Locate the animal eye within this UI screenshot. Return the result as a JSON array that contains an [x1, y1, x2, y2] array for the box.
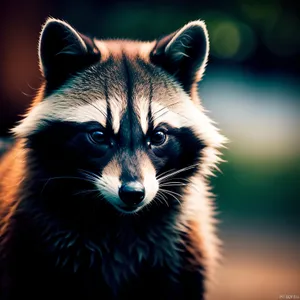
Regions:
[[89, 130, 105, 143], [150, 130, 167, 146]]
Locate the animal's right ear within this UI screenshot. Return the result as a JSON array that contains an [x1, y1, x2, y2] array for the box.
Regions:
[[39, 18, 100, 89]]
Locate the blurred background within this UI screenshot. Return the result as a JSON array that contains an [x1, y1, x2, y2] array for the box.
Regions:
[[0, 0, 299, 299]]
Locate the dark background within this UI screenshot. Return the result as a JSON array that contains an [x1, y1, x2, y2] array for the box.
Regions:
[[0, 1, 299, 299]]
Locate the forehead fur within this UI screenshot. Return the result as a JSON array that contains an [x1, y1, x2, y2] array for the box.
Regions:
[[94, 40, 156, 62]]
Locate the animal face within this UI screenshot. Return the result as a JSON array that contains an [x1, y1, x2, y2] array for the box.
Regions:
[[13, 19, 225, 214]]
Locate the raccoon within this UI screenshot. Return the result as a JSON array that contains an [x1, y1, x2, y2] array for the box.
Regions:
[[0, 18, 226, 300]]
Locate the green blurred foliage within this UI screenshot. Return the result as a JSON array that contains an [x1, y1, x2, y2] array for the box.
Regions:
[[212, 150, 300, 225], [61, 0, 300, 73]]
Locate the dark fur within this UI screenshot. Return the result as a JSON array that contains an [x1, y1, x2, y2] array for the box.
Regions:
[[0, 120, 205, 299], [0, 18, 219, 300]]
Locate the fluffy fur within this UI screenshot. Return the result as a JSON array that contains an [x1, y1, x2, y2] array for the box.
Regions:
[[0, 18, 226, 300]]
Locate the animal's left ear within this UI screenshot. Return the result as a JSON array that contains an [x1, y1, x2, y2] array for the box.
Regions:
[[150, 20, 209, 95]]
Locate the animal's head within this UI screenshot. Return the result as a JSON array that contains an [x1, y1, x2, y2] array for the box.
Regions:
[[13, 18, 225, 214]]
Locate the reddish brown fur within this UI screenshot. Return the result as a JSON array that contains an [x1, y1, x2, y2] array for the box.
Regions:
[[182, 220, 205, 272]]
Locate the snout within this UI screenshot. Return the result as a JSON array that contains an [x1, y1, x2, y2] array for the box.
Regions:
[[118, 181, 145, 209], [98, 155, 159, 214]]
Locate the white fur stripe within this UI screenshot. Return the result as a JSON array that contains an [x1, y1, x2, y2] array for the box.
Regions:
[[12, 97, 107, 137], [142, 161, 159, 205], [137, 96, 150, 134], [151, 102, 182, 129]]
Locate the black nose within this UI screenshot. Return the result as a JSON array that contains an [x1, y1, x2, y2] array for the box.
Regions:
[[118, 182, 145, 207]]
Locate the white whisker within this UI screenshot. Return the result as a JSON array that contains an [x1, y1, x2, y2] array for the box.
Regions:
[[156, 168, 176, 180], [156, 191, 169, 207], [159, 188, 181, 206], [159, 188, 182, 198], [159, 182, 187, 188], [158, 164, 198, 183]]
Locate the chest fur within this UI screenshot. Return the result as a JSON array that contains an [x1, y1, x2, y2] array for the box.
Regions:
[[37, 216, 183, 292]]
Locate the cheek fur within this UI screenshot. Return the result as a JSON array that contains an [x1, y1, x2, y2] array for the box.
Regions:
[[148, 126, 206, 177], [148, 136, 180, 170]]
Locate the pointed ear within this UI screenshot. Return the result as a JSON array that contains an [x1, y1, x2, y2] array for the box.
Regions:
[[150, 20, 209, 95], [39, 18, 100, 90]]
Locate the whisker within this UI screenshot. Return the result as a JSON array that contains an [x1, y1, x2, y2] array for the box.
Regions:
[[40, 176, 94, 195], [152, 108, 190, 125], [73, 189, 99, 196], [78, 170, 103, 193], [151, 109, 169, 123], [159, 189, 181, 206], [158, 191, 169, 206], [160, 180, 187, 186], [150, 101, 181, 123], [156, 168, 176, 180], [157, 191, 168, 202], [156, 191, 169, 207], [78, 169, 100, 181], [158, 164, 198, 183], [159, 183, 186, 188], [151, 101, 192, 124], [159, 188, 183, 198]]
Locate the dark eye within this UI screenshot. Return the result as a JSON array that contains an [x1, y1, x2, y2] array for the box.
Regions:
[[89, 130, 105, 143], [150, 130, 167, 146]]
